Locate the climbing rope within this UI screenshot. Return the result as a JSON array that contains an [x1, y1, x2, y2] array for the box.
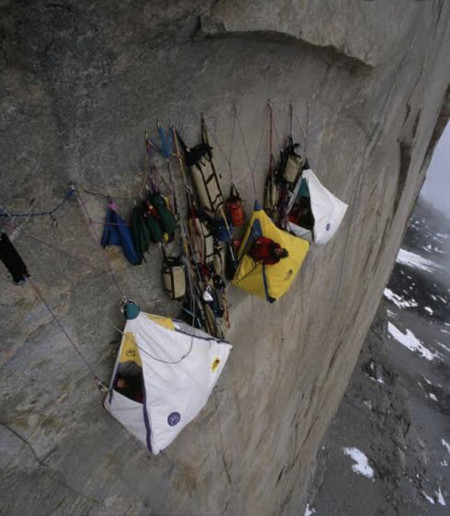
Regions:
[[76, 191, 126, 298], [202, 107, 238, 188], [27, 277, 108, 393], [289, 102, 293, 138], [0, 188, 75, 218], [77, 170, 148, 201], [236, 106, 268, 197], [213, 388, 233, 484], [229, 106, 237, 186], [269, 99, 273, 166], [293, 102, 309, 157], [305, 101, 310, 158], [1, 219, 105, 274], [0, 174, 148, 224], [270, 99, 284, 160]]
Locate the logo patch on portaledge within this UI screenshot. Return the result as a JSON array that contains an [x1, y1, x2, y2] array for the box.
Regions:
[[168, 412, 181, 426]]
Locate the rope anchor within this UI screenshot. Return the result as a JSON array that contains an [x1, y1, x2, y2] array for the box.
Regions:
[[95, 378, 110, 393]]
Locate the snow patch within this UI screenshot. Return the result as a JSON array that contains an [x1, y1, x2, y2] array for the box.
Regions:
[[396, 248, 440, 272], [343, 447, 374, 479], [441, 460, 448, 467], [442, 439, 450, 455], [383, 288, 418, 309], [387, 322, 439, 361], [422, 491, 435, 505], [363, 400, 373, 410], [424, 306, 433, 315], [376, 372, 385, 384], [304, 503, 316, 516], [437, 341, 450, 353], [429, 393, 438, 402], [436, 487, 446, 506], [369, 375, 385, 385]]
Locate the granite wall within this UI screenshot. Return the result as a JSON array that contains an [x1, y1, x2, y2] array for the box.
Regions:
[[1, 1, 449, 514]]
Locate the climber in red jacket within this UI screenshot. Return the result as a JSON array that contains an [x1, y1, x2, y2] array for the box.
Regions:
[[248, 236, 289, 265]]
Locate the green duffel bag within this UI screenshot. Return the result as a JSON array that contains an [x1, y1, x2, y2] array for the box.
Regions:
[[148, 192, 177, 236]]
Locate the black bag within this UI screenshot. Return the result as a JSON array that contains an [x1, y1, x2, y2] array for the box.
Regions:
[[225, 242, 238, 281]]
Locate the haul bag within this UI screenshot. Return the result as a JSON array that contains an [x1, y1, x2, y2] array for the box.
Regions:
[[264, 175, 279, 215], [284, 155, 303, 183], [213, 244, 226, 277], [162, 258, 186, 300], [189, 217, 215, 264], [192, 157, 224, 213], [226, 184, 245, 227]]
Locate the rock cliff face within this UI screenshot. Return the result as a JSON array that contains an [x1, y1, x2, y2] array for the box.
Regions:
[[1, 1, 449, 515]]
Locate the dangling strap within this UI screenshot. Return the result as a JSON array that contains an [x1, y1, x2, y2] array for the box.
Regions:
[[229, 183, 238, 201], [268, 99, 276, 176], [289, 102, 293, 138], [175, 130, 189, 155], [229, 183, 245, 205], [229, 105, 237, 187], [201, 114, 214, 162], [305, 101, 309, 158], [201, 114, 208, 146], [149, 122, 173, 159]]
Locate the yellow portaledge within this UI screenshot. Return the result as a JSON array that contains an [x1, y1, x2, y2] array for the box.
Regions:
[[233, 208, 309, 301], [119, 332, 142, 367], [146, 314, 175, 330]]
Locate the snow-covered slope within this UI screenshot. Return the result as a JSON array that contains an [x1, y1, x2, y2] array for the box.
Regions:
[[306, 199, 450, 515]]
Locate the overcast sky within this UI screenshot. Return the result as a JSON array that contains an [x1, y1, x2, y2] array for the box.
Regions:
[[420, 122, 450, 218]]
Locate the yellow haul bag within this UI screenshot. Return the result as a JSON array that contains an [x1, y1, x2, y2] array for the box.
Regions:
[[232, 202, 310, 302]]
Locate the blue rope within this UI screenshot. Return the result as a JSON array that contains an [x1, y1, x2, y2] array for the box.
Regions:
[[0, 188, 75, 218], [150, 124, 173, 159]]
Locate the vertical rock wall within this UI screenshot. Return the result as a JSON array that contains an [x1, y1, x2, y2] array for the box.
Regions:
[[1, 1, 449, 514]]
